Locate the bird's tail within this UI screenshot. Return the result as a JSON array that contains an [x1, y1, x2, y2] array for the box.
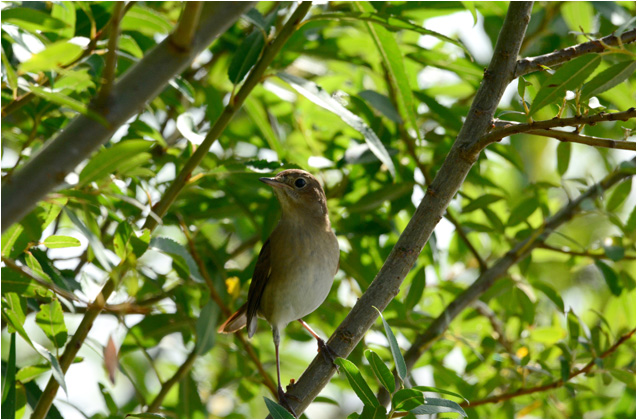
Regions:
[[218, 303, 247, 333]]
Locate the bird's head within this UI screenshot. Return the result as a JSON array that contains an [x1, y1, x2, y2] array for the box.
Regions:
[[259, 169, 329, 221]]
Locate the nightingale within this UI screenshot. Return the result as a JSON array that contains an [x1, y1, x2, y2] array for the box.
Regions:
[[218, 169, 340, 416]]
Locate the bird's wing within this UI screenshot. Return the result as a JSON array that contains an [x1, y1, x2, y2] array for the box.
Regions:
[[246, 238, 271, 337]]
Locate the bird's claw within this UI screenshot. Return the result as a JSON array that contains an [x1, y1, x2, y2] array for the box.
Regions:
[[278, 386, 298, 418], [316, 338, 340, 373]]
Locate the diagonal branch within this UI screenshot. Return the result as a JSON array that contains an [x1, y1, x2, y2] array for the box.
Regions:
[[171, 2, 204, 51], [525, 128, 636, 150], [95, 2, 125, 108], [280, 3, 535, 417], [379, 160, 636, 406], [1, 3, 256, 233], [515, 29, 636, 78], [481, 109, 636, 145], [462, 328, 636, 408]]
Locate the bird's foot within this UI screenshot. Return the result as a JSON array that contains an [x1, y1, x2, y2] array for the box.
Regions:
[[316, 337, 340, 372], [277, 385, 299, 418]]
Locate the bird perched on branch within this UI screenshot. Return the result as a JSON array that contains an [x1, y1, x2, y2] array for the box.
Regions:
[[218, 169, 340, 417]]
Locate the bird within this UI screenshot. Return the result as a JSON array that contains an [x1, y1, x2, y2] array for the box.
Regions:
[[218, 168, 340, 417]]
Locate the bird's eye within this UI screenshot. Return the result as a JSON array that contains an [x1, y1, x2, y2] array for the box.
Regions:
[[294, 178, 307, 188]]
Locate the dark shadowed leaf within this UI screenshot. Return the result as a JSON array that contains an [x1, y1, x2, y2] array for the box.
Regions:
[[359, 90, 402, 123], [595, 260, 622, 296], [606, 178, 632, 212], [581, 60, 636, 99], [411, 398, 467, 417], [228, 30, 265, 84], [557, 142, 571, 176], [195, 300, 219, 355], [392, 388, 425, 411], [374, 307, 407, 382], [263, 397, 295, 419]]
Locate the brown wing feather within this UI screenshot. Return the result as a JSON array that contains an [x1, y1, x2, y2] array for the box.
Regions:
[[246, 238, 271, 337]]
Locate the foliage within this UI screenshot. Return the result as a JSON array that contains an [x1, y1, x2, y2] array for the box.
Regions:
[[1, 1, 636, 419]]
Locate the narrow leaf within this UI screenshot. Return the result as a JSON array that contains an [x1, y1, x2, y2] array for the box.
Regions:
[[78, 140, 154, 187], [373, 307, 407, 381], [42, 235, 81, 249], [195, 300, 219, 355], [556, 142, 571, 176], [1, 8, 67, 32], [104, 335, 118, 384], [411, 398, 467, 418], [150, 237, 203, 283], [354, 2, 421, 143], [606, 178, 632, 212], [364, 349, 396, 393], [334, 358, 381, 407], [463, 194, 504, 213], [1, 334, 16, 419], [278, 72, 395, 176], [35, 300, 68, 348], [581, 60, 636, 99], [595, 260, 622, 296], [28, 84, 108, 126], [530, 55, 601, 115], [405, 268, 425, 311], [263, 397, 295, 419], [412, 386, 468, 403], [392, 388, 424, 411], [228, 30, 265, 84]]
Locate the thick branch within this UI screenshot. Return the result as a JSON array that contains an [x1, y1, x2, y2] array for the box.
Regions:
[[1, 3, 255, 232], [281, 3, 534, 417], [462, 328, 636, 408], [482, 109, 636, 145], [515, 30, 637, 78], [389, 160, 635, 405]]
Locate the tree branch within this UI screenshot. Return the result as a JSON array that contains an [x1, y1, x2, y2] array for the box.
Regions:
[[379, 160, 636, 406], [280, 3, 534, 416], [481, 109, 636, 145], [171, 2, 204, 51], [537, 243, 636, 260], [95, 2, 125, 108], [525, 128, 636, 150], [146, 347, 198, 413], [515, 29, 637, 78], [461, 328, 636, 408], [1, 2, 256, 232]]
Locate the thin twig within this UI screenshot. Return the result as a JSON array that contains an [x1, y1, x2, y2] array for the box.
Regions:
[[481, 109, 636, 146], [171, 2, 203, 51], [525, 128, 636, 150], [146, 348, 198, 413], [515, 30, 637, 78], [95, 2, 125, 108], [537, 243, 636, 260], [446, 210, 488, 272], [462, 328, 636, 408]]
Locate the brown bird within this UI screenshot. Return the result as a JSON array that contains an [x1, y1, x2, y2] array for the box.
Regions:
[[218, 169, 340, 416]]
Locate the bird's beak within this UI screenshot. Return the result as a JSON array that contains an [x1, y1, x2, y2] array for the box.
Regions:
[[259, 177, 291, 190]]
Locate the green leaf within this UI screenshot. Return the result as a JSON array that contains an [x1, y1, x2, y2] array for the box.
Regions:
[[51, 2, 76, 39], [529, 326, 566, 345], [595, 260, 622, 296], [19, 41, 83, 73], [610, 368, 636, 389], [40, 197, 68, 231], [1, 8, 67, 32], [28, 84, 108, 126], [35, 300, 68, 348], [603, 245, 625, 262], [359, 405, 387, 419], [559, 356, 571, 383], [507, 196, 539, 226], [79, 140, 154, 187], [606, 178, 632, 212], [556, 142, 571, 176], [347, 182, 414, 212], [354, 2, 421, 143], [149, 237, 203, 283], [1, 48, 18, 93], [1, 268, 53, 299], [195, 300, 219, 355], [463, 194, 504, 213], [42, 235, 81, 249], [359, 90, 402, 123], [169, 76, 196, 103], [65, 209, 112, 271], [278, 72, 395, 177], [120, 5, 172, 36], [533, 282, 565, 312], [373, 307, 407, 382], [119, 35, 144, 59], [125, 414, 166, 419], [2, 224, 24, 257], [392, 388, 424, 411], [228, 30, 265, 84], [244, 96, 284, 158], [561, 1, 594, 38], [530, 54, 601, 115], [334, 358, 381, 407], [1, 333, 16, 419], [412, 386, 468, 403], [263, 397, 295, 419], [411, 398, 467, 418], [32, 341, 68, 395], [405, 268, 425, 311], [364, 349, 396, 393], [581, 60, 636, 100]]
